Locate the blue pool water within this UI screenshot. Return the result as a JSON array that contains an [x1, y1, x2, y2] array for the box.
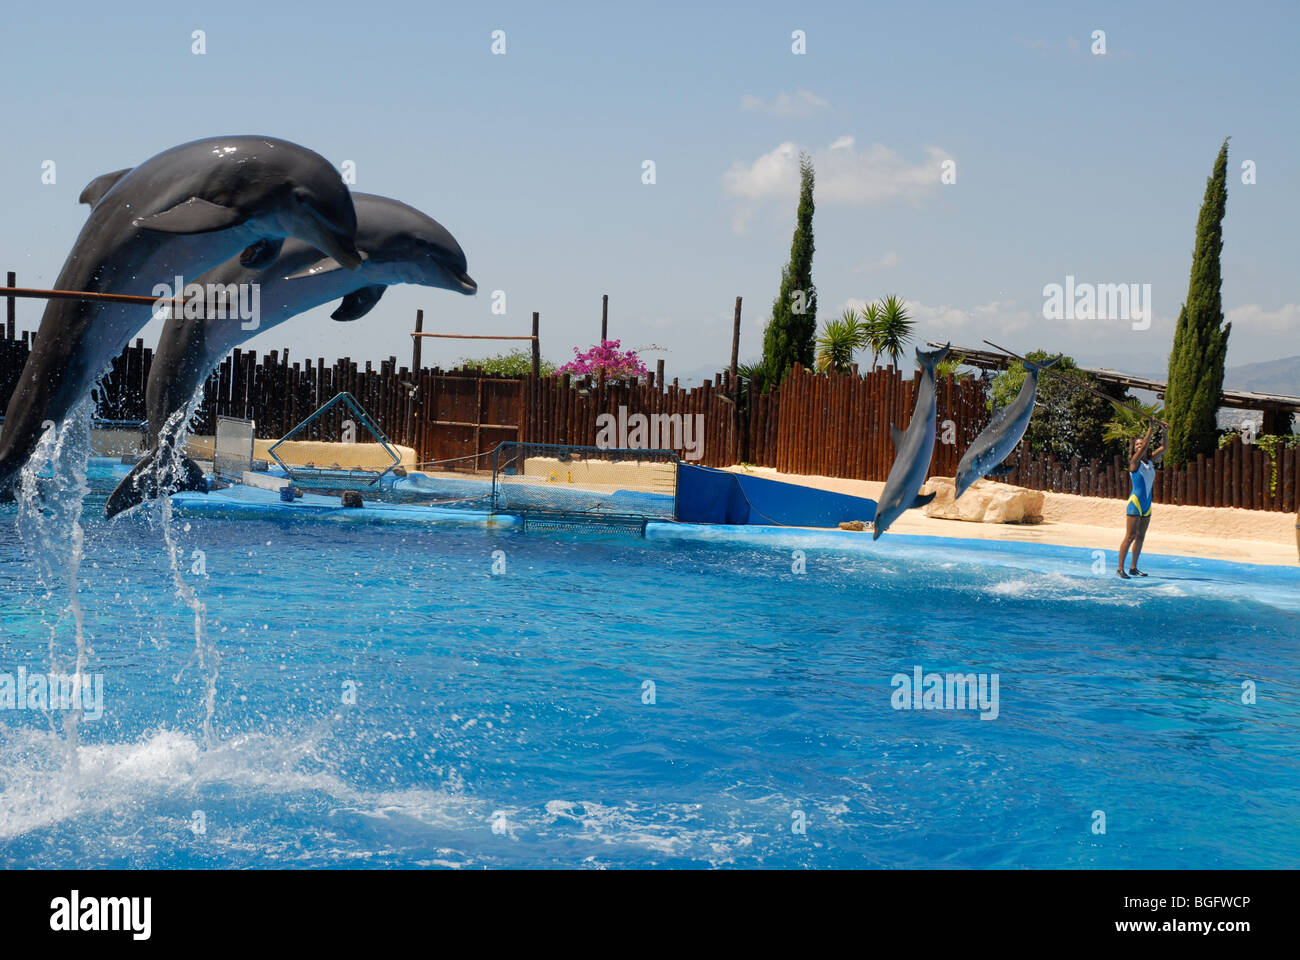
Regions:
[[1, 460, 1298, 868]]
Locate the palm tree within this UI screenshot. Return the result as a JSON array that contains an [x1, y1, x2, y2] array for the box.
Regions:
[[876, 295, 914, 369], [816, 309, 868, 374], [1102, 399, 1165, 447], [735, 359, 768, 393], [860, 301, 883, 370]]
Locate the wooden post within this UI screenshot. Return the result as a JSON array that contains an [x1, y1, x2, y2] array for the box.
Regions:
[[730, 296, 742, 389], [412, 309, 424, 372], [656, 358, 665, 390], [601, 294, 608, 342], [531, 311, 540, 378], [5, 271, 14, 341]]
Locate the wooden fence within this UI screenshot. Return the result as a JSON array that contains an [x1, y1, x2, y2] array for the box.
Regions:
[[1, 320, 1295, 512]]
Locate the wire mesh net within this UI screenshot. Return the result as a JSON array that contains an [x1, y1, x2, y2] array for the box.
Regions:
[[492, 443, 678, 521]]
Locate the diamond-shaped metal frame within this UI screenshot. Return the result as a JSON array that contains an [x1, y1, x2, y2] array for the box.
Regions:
[[267, 392, 401, 487]]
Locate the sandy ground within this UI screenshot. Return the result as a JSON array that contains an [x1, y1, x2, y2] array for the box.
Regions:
[[724, 466, 1300, 567]]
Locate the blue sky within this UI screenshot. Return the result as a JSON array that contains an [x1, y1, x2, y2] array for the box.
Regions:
[[0, 0, 1295, 382]]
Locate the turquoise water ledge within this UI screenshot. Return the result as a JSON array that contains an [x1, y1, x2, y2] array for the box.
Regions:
[[647, 520, 1300, 578]]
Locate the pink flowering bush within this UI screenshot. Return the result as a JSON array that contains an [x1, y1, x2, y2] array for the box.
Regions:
[[557, 339, 649, 379]]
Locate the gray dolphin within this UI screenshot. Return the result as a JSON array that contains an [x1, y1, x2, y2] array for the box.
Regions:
[[103, 192, 476, 517], [953, 355, 1060, 500], [871, 342, 951, 540], [0, 135, 362, 497]]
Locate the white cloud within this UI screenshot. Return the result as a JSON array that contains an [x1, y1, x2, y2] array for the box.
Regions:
[[835, 297, 1037, 343], [723, 137, 953, 228], [740, 89, 829, 116], [1226, 302, 1300, 334], [853, 251, 902, 273]]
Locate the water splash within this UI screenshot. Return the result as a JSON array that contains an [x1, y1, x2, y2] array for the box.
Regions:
[[14, 401, 93, 765], [153, 392, 219, 747]]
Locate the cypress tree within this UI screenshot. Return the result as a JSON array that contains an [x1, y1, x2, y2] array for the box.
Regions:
[[1164, 138, 1231, 466], [762, 153, 817, 384]]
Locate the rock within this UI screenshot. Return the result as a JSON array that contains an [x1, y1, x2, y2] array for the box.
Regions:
[[921, 476, 1044, 524], [839, 520, 867, 531]]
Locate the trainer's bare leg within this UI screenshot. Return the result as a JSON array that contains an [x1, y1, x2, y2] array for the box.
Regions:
[[1129, 515, 1152, 575]]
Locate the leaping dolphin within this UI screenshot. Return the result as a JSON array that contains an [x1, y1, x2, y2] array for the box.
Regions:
[[953, 355, 1060, 500], [0, 135, 362, 497], [102, 192, 477, 518], [872, 342, 951, 540]]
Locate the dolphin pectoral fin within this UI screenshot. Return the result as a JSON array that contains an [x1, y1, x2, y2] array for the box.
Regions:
[[78, 168, 133, 207], [890, 424, 905, 451], [133, 197, 244, 234], [240, 237, 284, 269], [331, 285, 386, 322], [911, 491, 936, 509], [986, 462, 1015, 477], [105, 453, 208, 519]]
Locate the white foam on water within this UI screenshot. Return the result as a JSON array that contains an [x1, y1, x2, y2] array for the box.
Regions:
[[0, 721, 775, 866], [0, 722, 476, 844]]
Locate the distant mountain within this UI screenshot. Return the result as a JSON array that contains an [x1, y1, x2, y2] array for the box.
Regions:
[[1223, 355, 1300, 397]]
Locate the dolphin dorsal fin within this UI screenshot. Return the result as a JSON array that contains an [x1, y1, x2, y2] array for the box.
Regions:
[[78, 168, 133, 207], [890, 424, 904, 451]]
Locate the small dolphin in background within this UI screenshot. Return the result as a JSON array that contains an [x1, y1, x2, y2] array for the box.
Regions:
[[103, 192, 476, 518], [872, 342, 951, 540], [0, 135, 361, 497], [953, 354, 1060, 500]]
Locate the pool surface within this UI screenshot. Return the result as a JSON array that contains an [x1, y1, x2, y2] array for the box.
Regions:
[[1, 460, 1298, 868]]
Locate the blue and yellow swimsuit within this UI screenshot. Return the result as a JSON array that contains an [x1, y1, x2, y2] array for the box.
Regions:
[[1127, 459, 1155, 517]]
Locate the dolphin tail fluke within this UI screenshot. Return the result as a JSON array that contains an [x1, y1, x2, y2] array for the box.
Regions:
[[1024, 354, 1064, 374], [915, 342, 951, 370], [105, 452, 208, 519], [0, 462, 17, 502], [911, 491, 936, 509]]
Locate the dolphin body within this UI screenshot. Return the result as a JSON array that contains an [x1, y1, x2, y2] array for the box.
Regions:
[[103, 192, 477, 518], [0, 136, 361, 497], [871, 343, 951, 540], [953, 355, 1060, 500]]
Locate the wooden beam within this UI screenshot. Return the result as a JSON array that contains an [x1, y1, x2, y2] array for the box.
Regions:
[[412, 309, 424, 372], [730, 296, 742, 389], [532, 311, 540, 378]]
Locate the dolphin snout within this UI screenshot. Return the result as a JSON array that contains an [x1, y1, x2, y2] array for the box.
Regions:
[[322, 231, 364, 271], [455, 271, 477, 295]]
